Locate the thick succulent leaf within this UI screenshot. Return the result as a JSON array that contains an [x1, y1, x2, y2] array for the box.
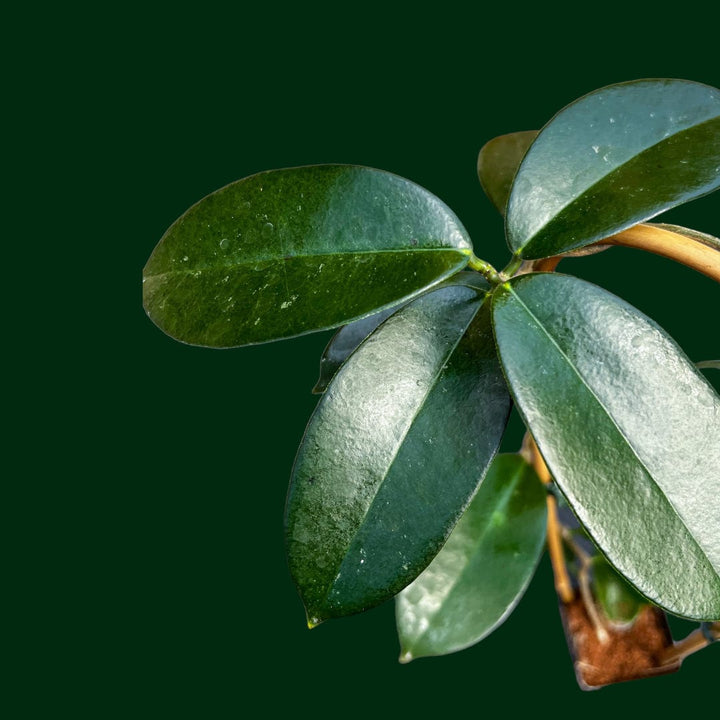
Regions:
[[285, 283, 511, 626], [592, 556, 645, 625], [312, 272, 489, 394], [395, 454, 546, 662], [507, 79, 720, 259], [477, 130, 538, 215], [143, 165, 472, 347], [492, 273, 720, 619]]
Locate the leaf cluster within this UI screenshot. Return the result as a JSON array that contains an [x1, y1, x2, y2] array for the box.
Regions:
[[143, 79, 720, 673]]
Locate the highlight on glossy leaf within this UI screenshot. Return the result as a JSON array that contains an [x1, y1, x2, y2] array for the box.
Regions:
[[143, 165, 473, 347], [312, 272, 490, 394], [507, 79, 720, 259], [285, 281, 511, 626], [396, 453, 546, 662], [492, 272, 720, 620], [477, 130, 538, 215]]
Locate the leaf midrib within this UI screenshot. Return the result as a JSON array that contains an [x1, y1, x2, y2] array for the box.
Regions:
[[144, 246, 471, 281], [505, 283, 715, 575]]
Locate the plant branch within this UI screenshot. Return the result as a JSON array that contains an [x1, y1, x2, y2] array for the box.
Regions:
[[659, 622, 720, 666], [521, 433, 574, 604], [604, 223, 720, 283]]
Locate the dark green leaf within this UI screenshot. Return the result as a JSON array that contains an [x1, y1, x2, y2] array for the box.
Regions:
[[285, 283, 511, 626], [143, 165, 472, 347], [492, 273, 720, 620], [507, 79, 720, 259], [395, 454, 546, 662], [312, 272, 489, 394], [477, 131, 538, 215], [592, 556, 645, 625]]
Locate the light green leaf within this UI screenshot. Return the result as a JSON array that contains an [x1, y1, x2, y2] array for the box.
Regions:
[[592, 556, 645, 626], [143, 165, 472, 347], [492, 273, 720, 619], [396, 454, 546, 662], [477, 130, 538, 215], [312, 272, 489, 394], [285, 282, 511, 626], [507, 79, 720, 259]]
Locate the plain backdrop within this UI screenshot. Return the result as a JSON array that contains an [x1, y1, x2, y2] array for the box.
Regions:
[[11, 4, 718, 716]]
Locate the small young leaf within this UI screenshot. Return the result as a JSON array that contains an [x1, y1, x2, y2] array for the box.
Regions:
[[592, 556, 645, 626], [312, 272, 489, 394], [143, 165, 472, 347], [477, 131, 538, 215], [507, 79, 720, 259], [396, 453, 546, 662], [492, 273, 720, 620], [285, 282, 511, 626]]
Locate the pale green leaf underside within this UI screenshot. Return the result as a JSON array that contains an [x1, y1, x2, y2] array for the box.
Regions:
[[396, 454, 546, 661]]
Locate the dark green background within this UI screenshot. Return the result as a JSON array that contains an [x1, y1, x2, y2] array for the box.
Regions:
[[19, 5, 718, 716]]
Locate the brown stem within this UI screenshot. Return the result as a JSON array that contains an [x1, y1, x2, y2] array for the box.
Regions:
[[659, 622, 720, 666], [604, 223, 720, 283], [522, 433, 574, 603]]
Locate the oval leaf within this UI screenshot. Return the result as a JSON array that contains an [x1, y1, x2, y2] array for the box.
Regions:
[[395, 453, 546, 662], [492, 273, 720, 619], [507, 79, 720, 259], [285, 282, 511, 626], [477, 130, 538, 215], [143, 165, 472, 347], [592, 556, 645, 626], [312, 272, 489, 394]]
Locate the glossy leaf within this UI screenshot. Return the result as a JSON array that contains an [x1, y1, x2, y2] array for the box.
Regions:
[[592, 556, 645, 626], [507, 79, 720, 259], [285, 282, 511, 626], [143, 165, 472, 347], [396, 454, 546, 662], [312, 272, 489, 394], [492, 273, 720, 619], [477, 130, 538, 215]]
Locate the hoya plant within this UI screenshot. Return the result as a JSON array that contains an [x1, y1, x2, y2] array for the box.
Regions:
[[143, 79, 720, 689]]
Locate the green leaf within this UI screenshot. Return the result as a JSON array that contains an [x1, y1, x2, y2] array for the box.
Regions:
[[477, 130, 538, 215], [143, 165, 473, 347], [492, 273, 720, 620], [592, 556, 645, 626], [312, 272, 489, 394], [507, 79, 720, 259], [395, 453, 546, 662], [285, 282, 511, 626]]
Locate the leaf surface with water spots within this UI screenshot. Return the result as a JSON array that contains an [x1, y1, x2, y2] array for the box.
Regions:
[[143, 165, 472, 347]]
